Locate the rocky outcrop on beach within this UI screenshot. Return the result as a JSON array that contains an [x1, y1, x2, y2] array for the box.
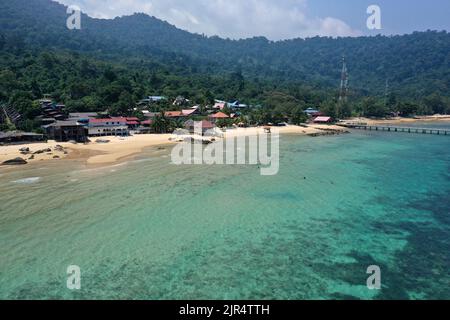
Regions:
[[19, 147, 30, 154], [33, 148, 52, 155], [307, 127, 350, 137], [1, 157, 28, 165]]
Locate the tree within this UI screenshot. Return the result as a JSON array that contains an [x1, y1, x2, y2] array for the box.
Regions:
[[423, 93, 445, 114], [398, 101, 419, 116], [319, 100, 338, 119], [290, 108, 308, 125], [361, 97, 387, 118], [115, 91, 134, 115], [151, 112, 173, 133], [216, 118, 233, 128]]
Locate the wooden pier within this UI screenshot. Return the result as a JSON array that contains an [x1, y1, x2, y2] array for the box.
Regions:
[[339, 124, 450, 136]]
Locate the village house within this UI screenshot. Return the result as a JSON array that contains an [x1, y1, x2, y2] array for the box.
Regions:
[[125, 117, 141, 130], [40, 100, 66, 121], [68, 112, 98, 120], [181, 108, 201, 117], [173, 96, 189, 106], [68, 112, 99, 125], [212, 101, 226, 110], [304, 108, 323, 117], [135, 119, 154, 134], [88, 118, 129, 137], [165, 111, 186, 119], [228, 101, 248, 110], [184, 120, 215, 135], [43, 121, 88, 142], [208, 112, 230, 124], [142, 111, 159, 119], [0, 131, 45, 144], [137, 96, 167, 106], [313, 116, 334, 124]]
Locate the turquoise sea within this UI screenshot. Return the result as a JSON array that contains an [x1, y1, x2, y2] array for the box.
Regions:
[[0, 122, 449, 300]]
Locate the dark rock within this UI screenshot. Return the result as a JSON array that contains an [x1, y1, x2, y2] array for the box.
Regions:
[[19, 147, 30, 153], [1, 157, 28, 165], [28, 155, 35, 160], [53, 155, 60, 159], [33, 148, 52, 154]]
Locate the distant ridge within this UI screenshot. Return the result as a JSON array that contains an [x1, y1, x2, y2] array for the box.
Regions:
[[1, 0, 449, 97]]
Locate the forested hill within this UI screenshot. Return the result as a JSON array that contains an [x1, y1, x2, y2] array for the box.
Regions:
[[1, 0, 450, 98]]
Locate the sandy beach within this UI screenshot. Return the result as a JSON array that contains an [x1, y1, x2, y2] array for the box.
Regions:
[[349, 115, 450, 125], [2, 118, 449, 168], [0, 125, 348, 167], [0, 134, 175, 165]]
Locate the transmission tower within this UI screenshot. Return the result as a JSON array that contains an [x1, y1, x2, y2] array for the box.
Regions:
[[384, 79, 389, 105], [339, 55, 349, 102]]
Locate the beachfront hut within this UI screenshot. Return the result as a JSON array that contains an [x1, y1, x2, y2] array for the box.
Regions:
[[313, 116, 333, 124], [43, 121, 88, 142], [0, 131, 45, 144]]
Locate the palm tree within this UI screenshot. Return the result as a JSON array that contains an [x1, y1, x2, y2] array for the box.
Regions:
[[152, 112, 169, 133]]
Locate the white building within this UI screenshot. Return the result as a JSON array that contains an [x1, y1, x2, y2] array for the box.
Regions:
[[88, 118, 129, 136]]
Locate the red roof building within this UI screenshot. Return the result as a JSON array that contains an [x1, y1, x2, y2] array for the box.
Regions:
[[89, 117, 127, 125], [126, 121, 140, 125], [165, 111, 184, 118], [141, 120, 153, 126], [313, 116, 333, 123], [184, 120, 215, 134], [209, 112, 229, 119]]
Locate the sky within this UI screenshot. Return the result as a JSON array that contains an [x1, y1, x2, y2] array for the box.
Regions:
[[56, 0, 450, 40]]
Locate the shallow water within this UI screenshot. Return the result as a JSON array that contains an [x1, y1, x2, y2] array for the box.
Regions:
[[0, 124, 449, 299]]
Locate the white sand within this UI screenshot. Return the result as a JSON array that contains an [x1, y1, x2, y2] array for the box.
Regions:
[[0, 125, 347, 166]]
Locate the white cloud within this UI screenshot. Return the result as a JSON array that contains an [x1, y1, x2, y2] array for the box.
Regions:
[[56, 0, 361, 40]]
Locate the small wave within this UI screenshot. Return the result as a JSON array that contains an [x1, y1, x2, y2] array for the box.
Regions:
[[12, 177, 41, 184], [128, 158, 154, 164]]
